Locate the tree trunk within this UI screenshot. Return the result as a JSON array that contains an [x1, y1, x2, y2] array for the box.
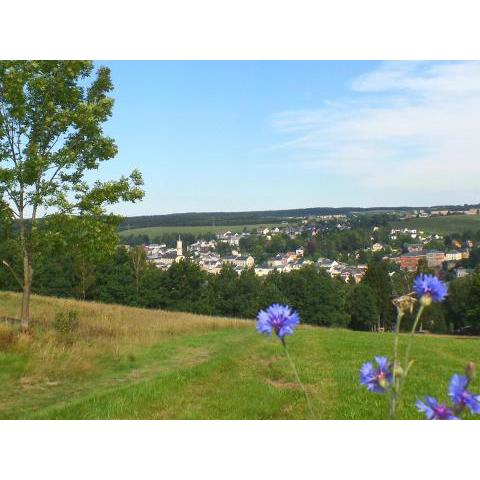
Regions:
[[21, 250, 32, 331]]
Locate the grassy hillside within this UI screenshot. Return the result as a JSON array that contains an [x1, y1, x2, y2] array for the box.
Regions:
[[118, 223, 282, 237], [0, 292, 478, 419], [392, 215, 480, 235]]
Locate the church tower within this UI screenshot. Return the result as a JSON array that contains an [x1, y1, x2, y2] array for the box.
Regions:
[[176, 236, 183, 257]]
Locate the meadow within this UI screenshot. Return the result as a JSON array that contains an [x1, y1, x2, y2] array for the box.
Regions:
[[392, 214, 480, 235], [118, 223, 282, 237], [0, 291, 478, 420]]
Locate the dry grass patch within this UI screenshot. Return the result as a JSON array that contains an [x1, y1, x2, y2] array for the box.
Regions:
[[0, 291, 250, 383]]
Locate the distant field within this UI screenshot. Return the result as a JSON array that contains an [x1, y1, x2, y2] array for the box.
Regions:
[[118, 223, 283, 237], [0, 292, 478, 419], [391, 215, 480, 235]]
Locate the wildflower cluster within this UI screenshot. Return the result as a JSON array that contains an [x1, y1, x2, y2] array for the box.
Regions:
[[359, 273, 463, 419], [255, 274, 477, 421], [417, 369, 480, 420]]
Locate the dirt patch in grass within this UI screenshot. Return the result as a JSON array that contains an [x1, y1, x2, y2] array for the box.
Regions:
[[265, 379, 299, 390], [125, 346, 212, 383]]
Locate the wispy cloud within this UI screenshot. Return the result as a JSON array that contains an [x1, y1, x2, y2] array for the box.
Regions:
[[271, 61, 480, 198]]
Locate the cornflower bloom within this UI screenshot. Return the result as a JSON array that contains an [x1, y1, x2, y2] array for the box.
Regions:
[[256, 303, 300, 339], [360, 357, 393, 393], [416, 397, 458, 420], [413, 274, 448, 305], [448, 374, 480, 415]]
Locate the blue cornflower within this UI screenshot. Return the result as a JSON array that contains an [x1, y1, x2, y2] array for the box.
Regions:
[[416, 397, 458, 420], [360, 356, 393, 393], [413, 274, 448, 304], [256, 304, 300, 339], [448, 374, 480, 415]]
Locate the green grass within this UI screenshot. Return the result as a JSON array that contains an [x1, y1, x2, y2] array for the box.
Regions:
[[391, 214, 480, 235], [118, 223, 283, 237], [0, 292, 479, 419]]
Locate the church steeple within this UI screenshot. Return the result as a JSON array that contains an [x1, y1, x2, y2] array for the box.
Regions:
[[176, 235, 183, 256]]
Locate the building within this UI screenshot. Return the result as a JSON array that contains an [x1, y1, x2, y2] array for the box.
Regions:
[[445, 250, 462, 261], [407, 243, 423, 253], [222, 255, 254, 269], [151, 252, 178, 267], [425, 250, 445, 268], [176, 236, 183, 257], [455, 268, 474, 278], [399, 251, 426, 271], [254, 264, 275, 277], [465, 208, 480, 215]]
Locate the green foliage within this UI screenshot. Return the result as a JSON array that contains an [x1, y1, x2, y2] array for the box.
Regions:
[[0, 61, 144, 324], [348, 283, 379, 331], [275, 266, 349, 327], [363, 260, 395, 328], [420, 303, 448, 334], [466, 271, 480, 328], [41, 214, 121, 299], [444, 276, 472, 331], [161, 260, 210, 314]]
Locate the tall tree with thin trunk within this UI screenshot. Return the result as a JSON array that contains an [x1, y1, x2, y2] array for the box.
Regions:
[[129, 245, 147, 295], [0, 61, 144, 329]]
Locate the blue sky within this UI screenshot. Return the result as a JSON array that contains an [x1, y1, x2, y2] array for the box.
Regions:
[[96, 61, 480, 216]]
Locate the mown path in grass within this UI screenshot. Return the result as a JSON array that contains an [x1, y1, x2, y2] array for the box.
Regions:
[[1, 326, 479, 419], [18, 328, 335, 420]]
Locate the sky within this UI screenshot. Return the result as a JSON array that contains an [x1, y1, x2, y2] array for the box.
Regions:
[[95, 61, 480, 216]]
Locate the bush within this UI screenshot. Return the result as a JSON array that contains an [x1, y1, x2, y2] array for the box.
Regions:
[[53, 310, 78, 335]]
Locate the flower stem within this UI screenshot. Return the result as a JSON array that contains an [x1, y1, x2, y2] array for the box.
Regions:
[[390, 309, 403, 419], [281, 338, 316, 419], [403, 304, 425, 378]]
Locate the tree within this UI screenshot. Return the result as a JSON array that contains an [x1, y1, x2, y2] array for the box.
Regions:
[[0, 61, 144, 328], [162, 260, 208, 313], [210, 264, 241, 317], [348, 283, 379, 331], [444, 276, 472, 331], [129, 245, 147, 295], [277, 266, 349, 327], [41, 214, 121, 300], [363, 260, 394, 328], [465, 271, 480, 329]]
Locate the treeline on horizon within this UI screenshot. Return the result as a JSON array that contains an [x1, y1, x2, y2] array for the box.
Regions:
[[118, 203, 480, 230], [1, 229, 479, 334]]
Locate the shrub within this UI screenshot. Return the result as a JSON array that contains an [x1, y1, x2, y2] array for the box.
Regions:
[[53, 310, 78, 335]]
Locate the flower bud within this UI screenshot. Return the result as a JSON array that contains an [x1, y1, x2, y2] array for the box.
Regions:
[[378, 376, 389, 389], [394, 365, 404, 379], [420, 294, 432, 307], [465, 361, 476, 380]]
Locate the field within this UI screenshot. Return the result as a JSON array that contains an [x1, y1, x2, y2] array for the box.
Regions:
[[392, 214, 480, 235], [118, 223, 283, 237], [0, 292, 478, 420]]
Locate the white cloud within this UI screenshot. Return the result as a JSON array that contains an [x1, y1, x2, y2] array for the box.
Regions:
[[271, 61, 480, 201]]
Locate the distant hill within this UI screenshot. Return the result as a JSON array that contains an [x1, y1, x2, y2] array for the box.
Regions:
[[118, 203, 480, 230], [118, 206, 409, 230], [390, 214, 480, 235]]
